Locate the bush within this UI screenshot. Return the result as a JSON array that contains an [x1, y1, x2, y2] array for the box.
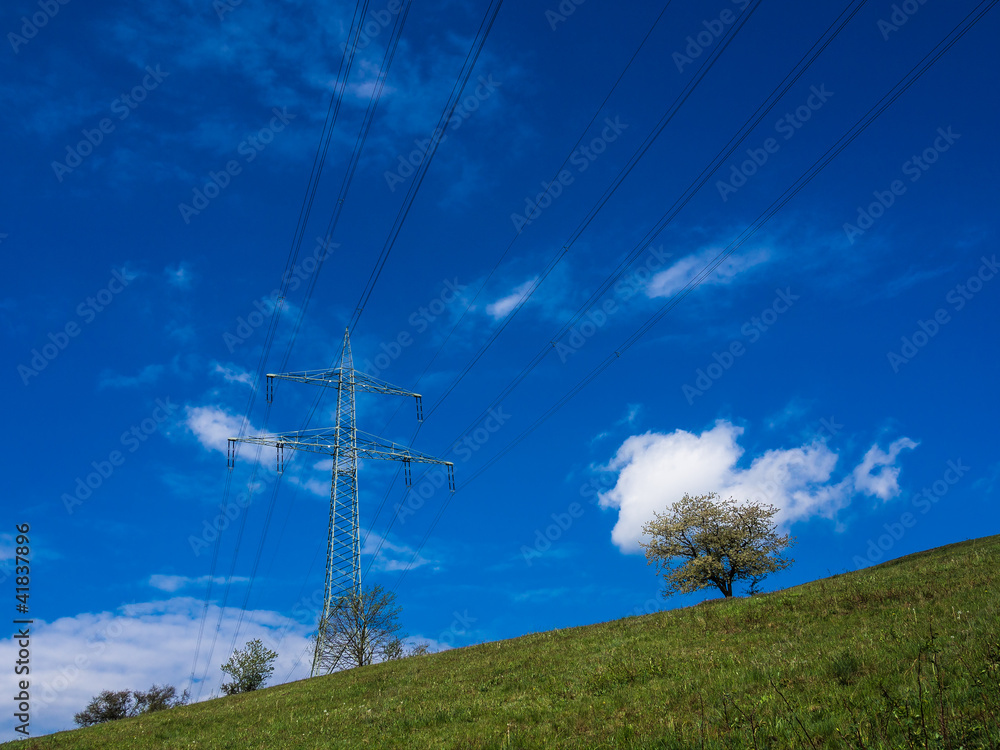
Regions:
[[73, 684, 189, 727], [221, 639, 278, 695]]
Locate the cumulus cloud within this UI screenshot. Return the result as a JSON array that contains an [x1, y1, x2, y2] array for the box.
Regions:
[[0, 597, 313, 737], [851, 438, 919, 500], [185, 405, 257, 454], [647, 248, 770, 299], [598, 420, 916, 553]]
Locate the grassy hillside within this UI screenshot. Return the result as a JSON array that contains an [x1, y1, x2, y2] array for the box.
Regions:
[[9, 535, 999, 749]]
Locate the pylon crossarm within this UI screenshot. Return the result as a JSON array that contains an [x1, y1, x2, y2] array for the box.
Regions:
[[229, 433, 448, 465], [265, 369, 423, 420], [227, 432, 454, 489], [266, 369, 421, 398]]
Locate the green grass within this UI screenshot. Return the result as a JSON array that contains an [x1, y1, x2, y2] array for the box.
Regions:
[[10, 535, 999, 749]]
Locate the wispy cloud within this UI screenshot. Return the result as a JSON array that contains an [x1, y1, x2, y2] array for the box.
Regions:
[[148, 574, 249, 592], [361, 532, 434, 572], [98, 364, 165, 389], [647, 248, 771, 299], [875, 265, 952, 300], [211, 362, 253, 387], [485, 277, 538, 320], [165, 262, 195, 289]]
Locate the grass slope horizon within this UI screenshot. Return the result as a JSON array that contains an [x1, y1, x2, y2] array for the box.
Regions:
[[9, 535, 999, 749]]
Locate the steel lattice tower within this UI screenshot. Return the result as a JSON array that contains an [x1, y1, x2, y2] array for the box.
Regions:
[[227, 328, 454, 677]]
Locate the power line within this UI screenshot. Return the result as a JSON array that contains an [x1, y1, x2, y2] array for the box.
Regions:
[[389, 0, 998, 596], [431, 0, 870, 458], [200, 0, 506, 693], [360, 0, 762, 573], [190, 0, 375, 699], [348, 0, 506, 332], [209, 0, 419, 680]]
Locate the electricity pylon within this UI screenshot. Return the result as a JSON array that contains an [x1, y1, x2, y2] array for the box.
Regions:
[[227, 328, 454, 677]]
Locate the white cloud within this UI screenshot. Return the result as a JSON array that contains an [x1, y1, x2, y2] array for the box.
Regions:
[[185, 405, 257, 454], [0, 597, 313, 737], [852, 438, 919, 500], [598, 420, 916, 553], [0, 533, 14, 560], [361, 533, 434, 572], [211, 362, 254, 387], [148, 574, 249, 593], [485, 277, 538, 320], [647, 248, 770, 299]]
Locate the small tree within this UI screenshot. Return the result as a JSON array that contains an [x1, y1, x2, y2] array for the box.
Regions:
[[640, 492, 794, 598], [384, 638, 431, 661], [74, 684, 188, 727], [132, 684, 190, 714], [314, 584, 404, 674], [220, 639, 278, 695], [74, 690, 133, 727]]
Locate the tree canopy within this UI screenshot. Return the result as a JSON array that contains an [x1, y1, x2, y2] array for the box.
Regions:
[[314, 584, 406, 674], [74, 684, 189, 727], [220, 639, 278, 695], [640, 492, 794, 598]]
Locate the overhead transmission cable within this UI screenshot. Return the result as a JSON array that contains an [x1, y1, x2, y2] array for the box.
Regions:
[[220, 0, 416, 666], [204, 0, 506, 691], [429, 0, 870, 459], [347, 0, 506, 333], [190, 0, 374, 699], [389, 0, 999, 595], [360, 0, 676, 563], [360, 0, 762, 574]]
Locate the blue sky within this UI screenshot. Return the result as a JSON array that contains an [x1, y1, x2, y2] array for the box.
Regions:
[[2, 0, 998, 737]]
